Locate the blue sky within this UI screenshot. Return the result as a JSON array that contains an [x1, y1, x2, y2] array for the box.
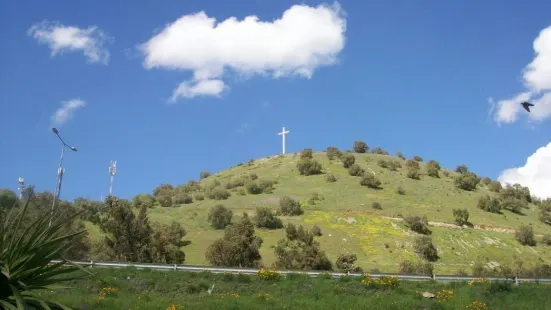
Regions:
[[1, 0, 550, 201]]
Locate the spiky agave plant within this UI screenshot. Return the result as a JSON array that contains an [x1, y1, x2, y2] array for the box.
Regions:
[[0, 189, 93, 309]]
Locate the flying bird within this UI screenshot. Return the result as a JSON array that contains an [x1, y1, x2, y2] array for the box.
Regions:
[[521, 101, 534, 112]]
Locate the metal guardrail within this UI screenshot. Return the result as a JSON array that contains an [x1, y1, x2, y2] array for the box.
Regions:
[[51, 259, 551, 284]]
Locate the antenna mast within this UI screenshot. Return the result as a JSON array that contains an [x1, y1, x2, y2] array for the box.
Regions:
[[108, 160, 117, 196]]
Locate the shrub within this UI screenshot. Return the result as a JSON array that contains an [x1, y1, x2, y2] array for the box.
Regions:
[[326, 146, 342, 160], [442, 170, 450, 177], [359, 174, 381, 189], [296, 158, 323, 175], [371, 146, 389, 155], [481, 177, 492, 185], [377, 159, 388, 168], [516, 225, 536, 246], [412, 155, 423, 162], [206, 187, 231, 200], [172, 193, 193, 205], [353, 140, 368, 153], [413, 236, 438, 261], [452, 208, 469, 226], [300, 148, 313, 159], [226, 177, 247, 189], [208, 204, 233, 229], [404, 215, 430, 235], [487, 181, 502, 192], [335, 253, 362, 273], [396, 186, 406, 195], [236, 187, 246, 195], [132, 194, 155, 209], [279, 196, 303, 216], [426, 160, 441, 178], [249, 173, 258, 180], [200, 170, 211, 180], [396, 151, 406, 160], [455, 164, 469, 174], [311, 225, 322, 236], [477, 195, 501, 213], [501, 198, 526, 214], [156, 194, 172, 208], [542, 234, 551, 246], [454, 172, 480, 191], [372, 202, 382, 210], [399, 260, 434, 275], [254, 207, 283, 229], [387, 160, 402, 171], [245, 181, 263, 195], [348, 164, 364, 176], [194, 193, 204, 201], [325, 174, 337, 183], [406, 167, 420, 180], [540, 211, 551, 225], [405, 159, 420, 169], [341, 153, 355, 168]]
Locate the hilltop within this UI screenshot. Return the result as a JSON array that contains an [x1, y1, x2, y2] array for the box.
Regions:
[[85, 145, 551, 274]]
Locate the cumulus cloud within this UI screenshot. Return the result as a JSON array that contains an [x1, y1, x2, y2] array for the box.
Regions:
[[498, 142, 551, 199], [140, 2, 346, 101], [28, 20, 110, 64], [51, 99, 87, 127], [493, 25, 551, 125]]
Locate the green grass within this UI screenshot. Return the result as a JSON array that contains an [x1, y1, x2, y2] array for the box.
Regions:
[[87, 152, 551, 273], [48, 267, 551, 309]]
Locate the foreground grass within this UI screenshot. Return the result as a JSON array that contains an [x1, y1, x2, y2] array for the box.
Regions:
[[47, 267, 551, 310]]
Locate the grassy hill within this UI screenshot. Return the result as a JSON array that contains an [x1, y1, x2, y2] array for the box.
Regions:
[[87, 150, 551, 274]]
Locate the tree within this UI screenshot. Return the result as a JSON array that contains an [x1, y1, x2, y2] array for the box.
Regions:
[[336, 253, 363, 273], [326, 146, 342, 160], [325, 174, 337, 183], [341, 153, 355, 168], [477, 195, 501, 213], [200, 170, 211, 180], [455, 164, 469, 174], [426, 160, 441, 178], [300, 148, 313, 159], [407, 167, 421, 180], [452, 209, 469, 226], [360, 174, 381, 189], [396, 151, 406, 160], [153, 183, 174, 198], [412, 155, 423, 162], [296, 158, 322, 175], [151, 221, 187, 264], [348, 164, 364, 176], [132, 194, 155, 209], [353, 140, 368, 153], [404, 215, 431, 235], [274, 224, 332, 270], [371, 146, 388, 155], [0, 189, 18, 210], [279, 196, 303, 216], [254, 207, 283, 229], [454, 172, 480, 191], [208, 204, 233, 229], [413, 236, 438, 262], [488, 181, 502, 192], [205, 213, 263, 267], [516, 225, 536, 246]]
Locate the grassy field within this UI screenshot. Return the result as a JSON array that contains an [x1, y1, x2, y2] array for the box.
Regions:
[[48, 267, 551, 309], [86, 152, 551, 274]]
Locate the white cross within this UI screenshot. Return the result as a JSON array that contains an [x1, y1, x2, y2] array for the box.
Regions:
[[277, 127, 290, 154]]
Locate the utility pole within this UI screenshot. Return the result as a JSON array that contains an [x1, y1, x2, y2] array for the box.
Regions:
[[108, 160, 117, 196], [50, 127, 77, 227]]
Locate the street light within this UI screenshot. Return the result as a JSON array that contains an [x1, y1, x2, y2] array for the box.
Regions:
[[49, 127, 77, 227]]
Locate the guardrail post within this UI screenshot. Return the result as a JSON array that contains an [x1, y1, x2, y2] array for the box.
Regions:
[[90, 260, 94, 268], [432, 274, 436, 281], [174, 264, 177, 271], [515, 276, 519, 286]]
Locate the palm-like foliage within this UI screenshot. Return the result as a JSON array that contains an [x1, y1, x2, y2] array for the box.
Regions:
[[0, 189, 93, 309]]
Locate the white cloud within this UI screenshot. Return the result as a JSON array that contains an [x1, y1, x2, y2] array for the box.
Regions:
[[28, 20, 110, 64], [493, 25, 551, 125], [51, 99, 87, 127], [171, 79, 226, 101], [140, 2, 346, 100], [498, 142, 551, 199]]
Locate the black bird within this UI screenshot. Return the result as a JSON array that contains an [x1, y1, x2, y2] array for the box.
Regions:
[[521, 101, 534, 112]]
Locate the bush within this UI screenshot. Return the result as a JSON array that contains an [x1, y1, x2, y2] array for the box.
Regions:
[[353, 140, 368, 153], [326, 146, 342, 160], [372, 202, 382, 210], [279, 196, 303, 216], [396, 151, 406, 160], [454, 172, 480, 191], [249, 173, 258, 180], [325, 174, 337, 183], [516, 225, 536, 246], [206, 187, 231, 200], [396, 186, 406, 195], [404, 216, 430, 235], [335, 253, 362, 273], [377, 159, 388, 168], [311, 225, 322, 236], [208, 204, 233, 229], [172, 193, 193, 204], [300, 148, 313, 159], [348, 164, 364, 177], [481, 177, 492, 185], [501, 198, 526, 214], [371, 146, 389, 155], [412, 155, 423, 162], [200, 170, 211, 180], [452, 208, 469, 226], [488, 181, 502, 192], [426, 160, 441, 178], [455, 164, 469, 174], [406, 167, 420, 180], [542, 234, 551, 246], [296, 158, 323, 175], [387, 160, 402, 171], [132, 194, 155, 209], [540, 211, 551, 225], [194, 193, 204, 201], [341, 153, 355, 168], [359, 174, 381, 189], [405, 159, 420, 169], [399, 260, 434, 275], [245, 181, 263, 194], [254, 207, 283, 229], [477, 195, 501, 213], [156, 194, 172, 208], [226, 177, 247, 189], [413, 236, 438, 261]]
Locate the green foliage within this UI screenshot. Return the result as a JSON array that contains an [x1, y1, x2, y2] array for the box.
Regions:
[[279, 196, 303, 216], [477, 195, 502, 213], [311, 225, 322, 236], [372, 201, 382, 210], [454, 172, 481, 191], [405, 159, 420, 169], [326, 146, 342, 160], [396, 186, 406, 195], [225, 176, 247, 189], [488, 181, 503, 192], [206, 186, 231, 200], [0, 189, 18, 209], [377, 159, 388, 168], [453, 208, 470, 226], [172, 193, 193, 204], [205, 213, 263, 267], [396, 151, 406, 160], [353, 140, 368, 153], [0, 189, 93, 309], [426, 160, 441, 178], [516, 225, 536, 246], [296, 158, 323, 175], [399, 260, 434, 275], [500, 198, 527, 214], [540, 210, 551, 225], [413, 236, 438, 262], [341, 153, 355, 168], [404, 215, 431, 235], [208, 204, 233, 229], [254, 207, 283, 229], [153, 183, 174, 198], [347, 163, 364, 176], [274, 224, 332, 270], [300, 148, 313, 159], [194, 193, 204, 201], [359, 174, 381, 189], [335, 253, 363, 273], [249, 172, 258, 180], [481, 177, 492, 185], [387, 160, 402, 171], [73, 197, 103, 224], [455, 164, 469, 174], [542, 234, 551, 246], [412, 155, 423, 162], [371, 146, 389, 155], [499, 184, 532, 203], [406, 167, 420, 180], [325, 173, 337, 183], [200, 170, 211, 180], [151, 221, 187, 264], [132, 194, 155, 209]]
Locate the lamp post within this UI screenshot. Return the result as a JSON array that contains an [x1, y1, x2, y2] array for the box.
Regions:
[[50, 127, 77, 227]]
